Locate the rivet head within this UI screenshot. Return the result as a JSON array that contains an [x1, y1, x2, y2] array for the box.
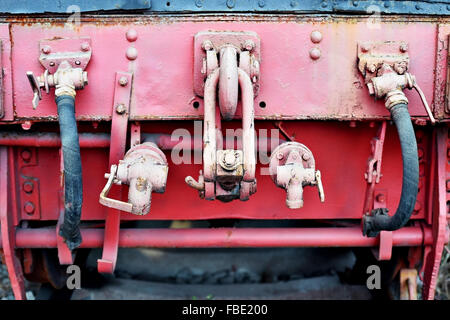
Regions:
[[41, 45, 51, 54], [309, 47, 321, 60], [310, 31, 323, 44], [75, 60, 81, 65], [400, 43, 408, 52], [81, 42, 90, 51], [195, 0, 203, 7], [119, 76, 128, 86], [258, 0, 265, 8], [49, 61, 55, 67], [24, 202, 35, 215], [126, 47, 138, 60], [126, 29, 138, 42], [116, 104, 127, 115]]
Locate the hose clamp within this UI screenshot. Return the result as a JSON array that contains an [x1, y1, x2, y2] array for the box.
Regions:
[[385, 89, 409, 110]]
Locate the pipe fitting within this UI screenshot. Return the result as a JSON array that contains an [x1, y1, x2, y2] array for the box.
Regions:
[[100, 143, 168, 215], [269, 142, 324, 209], [369, 71, 414, 100]]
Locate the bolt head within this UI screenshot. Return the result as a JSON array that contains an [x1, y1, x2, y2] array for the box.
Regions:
[[23, 181, 34, 193], [119, 76, 128, 86], [75, 60, 81, 65], [376, 194, 386, 203], [361, 43, 370, 52], [276, 152, 284, 160], [202, 40, 214, 51], [309, 48, 321, 60], [414, 201, 422, 212], [368, 64, 377, 73], [41, 45, 51, 54], [224, 152, 236, 166], [400, 43, 408, 53], [21, 149, 32, 162], [21, 121, 32, 131], [24, 202, 35, 215], [49, 61, 55, 67], [81, 42, 90, 51], [115, 104, 127, 115], [243, 40, 255, 51], [302, 153, 311, 161]]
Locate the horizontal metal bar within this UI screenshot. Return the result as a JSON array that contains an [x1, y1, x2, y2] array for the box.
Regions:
[[0, 132, 282, 152], [1, 0, 448, 15], [0, 226, 431, 249], [0, 132, 110, 148]]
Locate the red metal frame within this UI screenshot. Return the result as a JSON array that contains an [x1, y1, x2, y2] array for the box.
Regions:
[[0, 16, 448, 300], [97, 71, 133, 274]]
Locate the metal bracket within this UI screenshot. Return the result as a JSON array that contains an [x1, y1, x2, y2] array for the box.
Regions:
[[362, 122, 386, 227], [26, 37, 91, 109], [194, 31, 260, 98], [97, 71, 132, 274], [357, 41, 435, 123], [39, 37, 92, 74], [0, 147, 26, 299], [18, 148, 41, 221], [357, 41, 410, 84]]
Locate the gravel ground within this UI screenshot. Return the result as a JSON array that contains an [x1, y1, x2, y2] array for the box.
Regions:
[[0, 262, 36, 300], [1, 244, 449, 300]]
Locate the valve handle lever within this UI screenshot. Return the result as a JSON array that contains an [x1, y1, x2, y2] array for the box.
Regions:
[[99, 164, 133, 213], [315, 170, 325, 203], [26, 71, 42, 110], [413, 83, 436, 125]]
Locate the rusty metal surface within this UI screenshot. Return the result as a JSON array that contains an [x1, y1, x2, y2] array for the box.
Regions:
[[0, 16, 444, 122]]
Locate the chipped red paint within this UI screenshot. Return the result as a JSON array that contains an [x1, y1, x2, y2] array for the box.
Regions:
[[0, 15, 448, 300]]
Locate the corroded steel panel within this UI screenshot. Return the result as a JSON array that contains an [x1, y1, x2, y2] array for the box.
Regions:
[[7, 16, 439, 121]]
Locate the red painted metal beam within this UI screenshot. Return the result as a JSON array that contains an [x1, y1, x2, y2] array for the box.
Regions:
[[0, 132, 281, 151], [0, 132, 110, 148], [0, 226, 432, 249]]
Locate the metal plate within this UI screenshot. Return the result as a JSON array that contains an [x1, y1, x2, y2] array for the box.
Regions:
[[0, 0, 449, 15]]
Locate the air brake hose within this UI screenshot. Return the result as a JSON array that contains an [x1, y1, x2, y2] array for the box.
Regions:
[[56, 95, 83, 250], [363, 103, 419, 237]]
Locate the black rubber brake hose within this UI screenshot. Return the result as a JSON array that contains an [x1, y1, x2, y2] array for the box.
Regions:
[[363, 103, 419, 237], [56, 95, 83, 250]]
